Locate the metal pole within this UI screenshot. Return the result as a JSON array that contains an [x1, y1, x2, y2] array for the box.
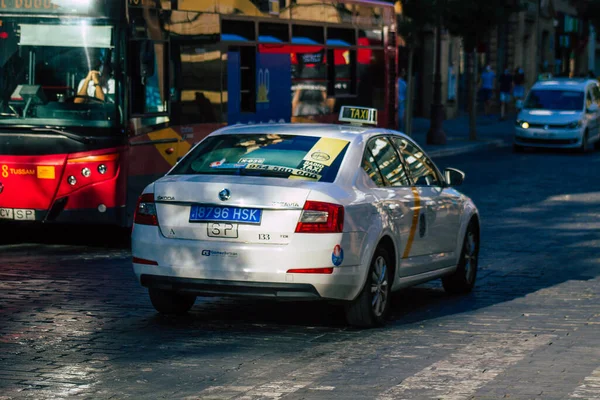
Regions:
[[426, 0, 447, 145]]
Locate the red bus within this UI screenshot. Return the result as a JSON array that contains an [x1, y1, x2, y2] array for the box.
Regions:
[[0, 0, 397, 227]]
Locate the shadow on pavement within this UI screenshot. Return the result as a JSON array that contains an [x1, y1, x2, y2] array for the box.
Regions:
[[0, 222, 131, 249]]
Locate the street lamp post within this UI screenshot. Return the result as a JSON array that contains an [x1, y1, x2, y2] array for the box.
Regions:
[[427, 0, 447, 145]]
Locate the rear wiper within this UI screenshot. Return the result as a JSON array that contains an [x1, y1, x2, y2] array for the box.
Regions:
[[31, 127, 93, 144]]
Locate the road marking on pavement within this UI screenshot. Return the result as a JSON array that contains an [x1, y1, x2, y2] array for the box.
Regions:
[[569, 366, 600, 399], [376, 334, 552, 400]]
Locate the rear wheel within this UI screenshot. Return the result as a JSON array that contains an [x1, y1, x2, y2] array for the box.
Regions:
[[149, 288, 196, 315], [442, 220, 479, 294], [345, 247, 391, 328], [512, 143, 524, 153]]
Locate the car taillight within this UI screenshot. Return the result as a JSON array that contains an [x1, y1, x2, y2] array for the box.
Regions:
[[295, 201, 344, 233], [134, 193, 158, 226]]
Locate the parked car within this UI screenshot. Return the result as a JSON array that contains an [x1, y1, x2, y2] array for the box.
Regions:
[[131, 106, 480, 327]]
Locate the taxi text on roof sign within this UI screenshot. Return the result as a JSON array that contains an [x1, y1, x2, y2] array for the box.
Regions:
[[339, 106, 378, 126]]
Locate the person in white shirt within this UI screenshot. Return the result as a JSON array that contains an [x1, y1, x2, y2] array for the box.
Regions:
[[75, 58, 114, 103]]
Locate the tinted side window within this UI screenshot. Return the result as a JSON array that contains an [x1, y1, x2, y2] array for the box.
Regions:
[[362, 153, 384, 187], [391, 137, 441, 186], [365, 137, 410, 187]]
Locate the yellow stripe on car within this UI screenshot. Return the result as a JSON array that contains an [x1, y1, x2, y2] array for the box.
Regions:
[[402, 187, 421, 259]]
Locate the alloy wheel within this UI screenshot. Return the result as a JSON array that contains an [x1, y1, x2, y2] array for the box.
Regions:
[[463, 231, 478, 284], [371, 256, 389, 317]]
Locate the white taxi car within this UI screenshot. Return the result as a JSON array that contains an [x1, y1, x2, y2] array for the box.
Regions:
[[514, 78, 600, 152], [132, 106, 480, 327]]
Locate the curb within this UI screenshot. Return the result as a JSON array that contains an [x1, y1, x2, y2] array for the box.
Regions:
[[426, 139, 510, 158]]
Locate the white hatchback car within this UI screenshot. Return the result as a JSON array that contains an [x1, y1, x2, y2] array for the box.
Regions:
[[514, 78, 600, 152], [132, 106, 480, 327]]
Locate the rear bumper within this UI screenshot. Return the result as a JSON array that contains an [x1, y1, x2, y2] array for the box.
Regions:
[[141, 274, 321, 300], [132, 225, 367, 301]]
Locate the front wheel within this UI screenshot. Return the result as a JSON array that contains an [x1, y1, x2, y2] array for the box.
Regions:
[[442, 221, 479, 294], [345, 247, 391, 328], [512, 143, 525, 153], [149, 288, 196, 315]]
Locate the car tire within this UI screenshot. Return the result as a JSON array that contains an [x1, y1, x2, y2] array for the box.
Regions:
[[442, 220, 479, 295], [345, 247, 391, 328], [149, 288, 196, 315], [512, 143, 525, 153]]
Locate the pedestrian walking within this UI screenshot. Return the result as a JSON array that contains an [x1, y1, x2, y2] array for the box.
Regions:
[[398, 69, 407, 131], [513, 66, 525, 103], [498, 66, 513, 120], [479, 65, 495, 116]]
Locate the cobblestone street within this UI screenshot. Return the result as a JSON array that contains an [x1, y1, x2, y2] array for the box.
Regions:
[[1, 146, 600, 399]]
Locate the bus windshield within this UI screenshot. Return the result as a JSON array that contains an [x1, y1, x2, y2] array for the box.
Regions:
[[0, 18, 120, 130]]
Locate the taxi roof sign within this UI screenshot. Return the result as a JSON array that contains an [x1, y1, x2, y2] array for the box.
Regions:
[[339, 106, 378, 126]]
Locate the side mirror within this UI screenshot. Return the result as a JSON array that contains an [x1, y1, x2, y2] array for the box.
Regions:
[[587, 103, 599, 113], [444, 167, 465, 187]]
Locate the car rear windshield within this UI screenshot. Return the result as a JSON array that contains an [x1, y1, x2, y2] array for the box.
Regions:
[[170, 133, 350, 183], [524, 90, 584, 111]]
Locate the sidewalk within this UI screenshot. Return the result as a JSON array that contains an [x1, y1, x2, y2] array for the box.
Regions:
[[406, 113, 515, 158]]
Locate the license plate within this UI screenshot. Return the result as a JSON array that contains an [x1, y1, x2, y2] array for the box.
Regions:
[[207, 223, 238, 238], [190, 205, 262, 224], [0, 208, 35, 221]]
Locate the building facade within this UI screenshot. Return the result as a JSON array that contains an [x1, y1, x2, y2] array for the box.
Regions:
[[396, 0, 595, 119]]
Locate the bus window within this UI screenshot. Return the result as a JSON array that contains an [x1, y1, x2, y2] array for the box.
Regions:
[[240, 46, 256, 113], [357, 49, 385, 110], [130, 40, 168, 115], [173, 43, 224, 124], [291, 46, 329, 117]]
